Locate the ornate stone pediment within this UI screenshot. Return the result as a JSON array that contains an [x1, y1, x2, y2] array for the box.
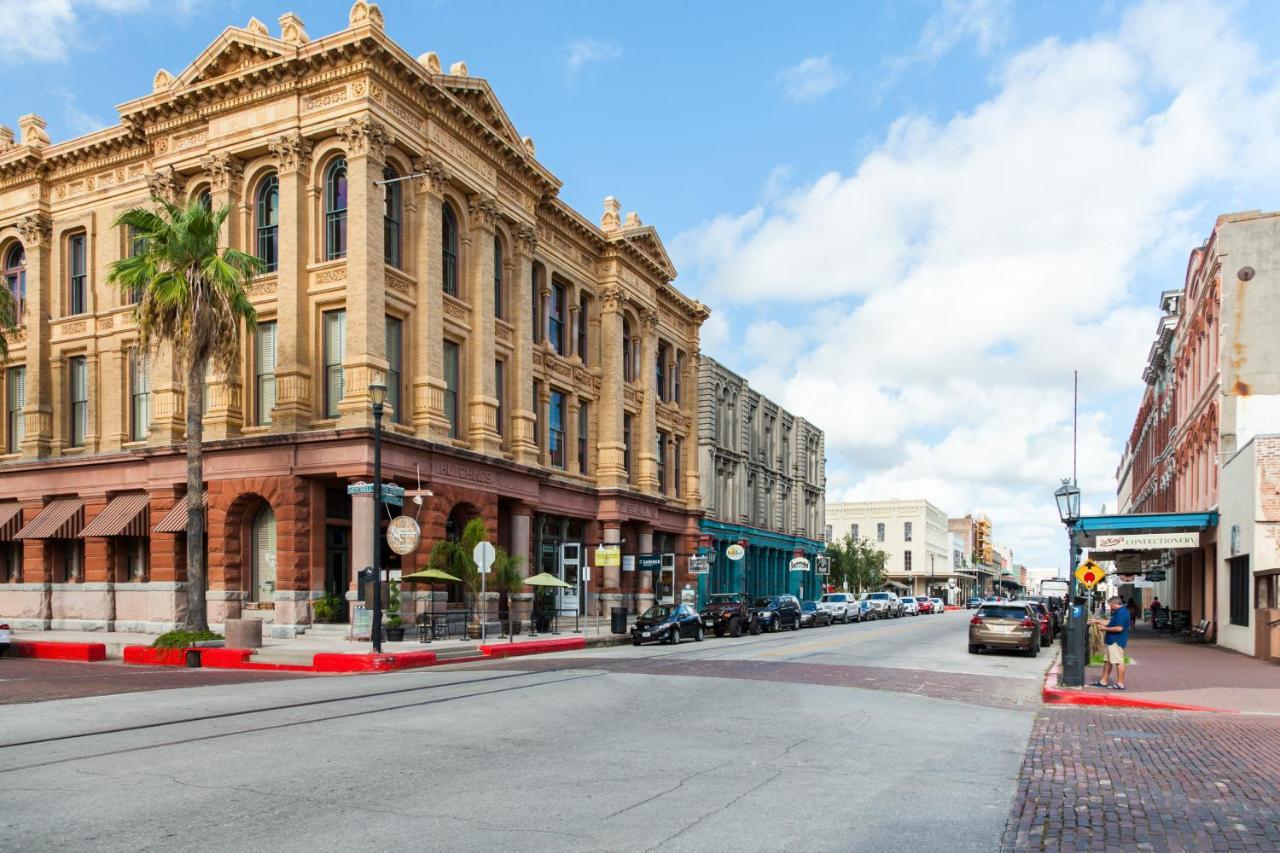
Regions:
[[440, 80, 525, 150], [173, 28, 292, 89]]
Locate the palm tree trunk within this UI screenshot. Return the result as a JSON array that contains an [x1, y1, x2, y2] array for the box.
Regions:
[[185, 356, 208, 632]]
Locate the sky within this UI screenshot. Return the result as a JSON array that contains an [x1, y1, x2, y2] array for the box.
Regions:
[[5, 0, 1280, 571]]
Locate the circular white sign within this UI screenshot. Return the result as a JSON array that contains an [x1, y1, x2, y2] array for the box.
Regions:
[[385, 516, 421, 556], [726, 544, 746, 561]]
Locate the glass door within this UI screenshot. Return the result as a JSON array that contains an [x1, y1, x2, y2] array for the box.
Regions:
[[559, 543, 581, 616]]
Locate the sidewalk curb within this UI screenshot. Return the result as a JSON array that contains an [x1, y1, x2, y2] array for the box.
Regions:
[[1041, 656, 1236, 713], [14, 640, 107, 662]]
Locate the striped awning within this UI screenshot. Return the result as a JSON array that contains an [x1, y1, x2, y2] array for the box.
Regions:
[[81, 493, 150, 538], [153, 492, 208, 534], [15, 498, 85, 540], [0, 503, 22, 541]]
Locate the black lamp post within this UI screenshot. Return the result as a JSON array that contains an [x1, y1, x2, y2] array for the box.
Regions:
[[370, 374, 388, 654], [1054, 478, 1082, 596]]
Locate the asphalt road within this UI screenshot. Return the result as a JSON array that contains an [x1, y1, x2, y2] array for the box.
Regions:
[[0, 610, 1049, 852]]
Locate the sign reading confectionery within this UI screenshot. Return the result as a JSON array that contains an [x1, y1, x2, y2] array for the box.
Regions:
[[1091, 532, 1199, 551]]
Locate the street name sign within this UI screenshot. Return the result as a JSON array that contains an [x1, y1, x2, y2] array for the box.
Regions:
[[1075, 559, 1104, 590]]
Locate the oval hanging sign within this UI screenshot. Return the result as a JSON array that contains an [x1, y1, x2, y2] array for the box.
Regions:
[[386, 515, 421, 556], [726, 544, 746, 561]]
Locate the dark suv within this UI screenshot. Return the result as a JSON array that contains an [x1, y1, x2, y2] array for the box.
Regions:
[[700, 592, 755, 637], [751, 595, 801, 632]]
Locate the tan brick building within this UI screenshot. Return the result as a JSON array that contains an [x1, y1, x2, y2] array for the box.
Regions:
[[0, 3, 708, 635]]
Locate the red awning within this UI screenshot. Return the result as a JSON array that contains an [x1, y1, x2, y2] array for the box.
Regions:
[[81, 493, 150, 538], [153, 493, 208, 534], [15, 498, 85, 540], [0, 503, 22, 541]]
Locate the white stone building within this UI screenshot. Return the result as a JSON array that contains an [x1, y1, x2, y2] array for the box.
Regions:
[[826, 499, 957, 599]]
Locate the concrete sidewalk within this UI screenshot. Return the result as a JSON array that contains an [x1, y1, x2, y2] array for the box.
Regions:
[[1081, 625, 1280, 713]]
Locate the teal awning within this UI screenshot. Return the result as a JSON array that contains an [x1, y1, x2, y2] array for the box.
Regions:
[[1072, 511, 1217, 534]]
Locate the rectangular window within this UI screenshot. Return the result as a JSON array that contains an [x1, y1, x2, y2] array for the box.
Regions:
[[577, 295, 588, 364], [494, 359, 505, 439], [69, 356, 87, 447], [323, 310, 345, 419], [443, 340, 460, 439], [3, 540, 19, 582], [876, 522, 885, 542], [533, 381, 542, 450], [255, 322, 277, 426], [656, 431, 667, 493], [532, 267, 542, 344], [384, 316, 402, 423], [578, 401, 588, 474], [904, 550, 913, 572], [549, 282, 566, 355], [549, 390, 565, 469], [130, 349, 150, 441], [850, 523, 859, 541], [1229, 555, 1249, 627], [62, 539, 84, 582], [674, 436, 682, 496], [126, 537, 148, 581], [656, 344, 668, 402], [69, 232, 87, 315], [674, 352, 683, 403], [904, 521, 913, 542], [623, 413, 633, 477], [127, 226, 145, 303], [6, 366, 24, 454]]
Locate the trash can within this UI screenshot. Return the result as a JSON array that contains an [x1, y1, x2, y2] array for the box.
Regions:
[[611, 607, 628, 635]]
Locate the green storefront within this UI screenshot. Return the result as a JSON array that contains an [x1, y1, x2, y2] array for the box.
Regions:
[[696, 519, 826, 606]]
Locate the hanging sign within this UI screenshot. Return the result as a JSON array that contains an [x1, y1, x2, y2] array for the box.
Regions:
[[726, 544, 746, 561], [385, 516, 421, 555], [789, 557, 811, 572], [595, 545, 621, 567], [688, 556, 710, 574]]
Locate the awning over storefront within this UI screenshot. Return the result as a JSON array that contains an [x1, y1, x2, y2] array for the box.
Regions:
[[15, 498, 85, 540], [81, 493, 150, 538], [884, 580, 910, 591], [1073, 511, 1218, 572], [153, 493, 208, 534], [0, 503, 22, 540]]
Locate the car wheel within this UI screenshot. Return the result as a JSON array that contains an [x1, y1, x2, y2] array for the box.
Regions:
[[749, 619, 761, 636], [729, 617, 742, 638], [633, 637, 641, 647], [713, 626, 725, 638], [666, 629, 678, 645], [968, 644, 980, 654], [793, 619, 802, 631], [694, 624, 704, 642]]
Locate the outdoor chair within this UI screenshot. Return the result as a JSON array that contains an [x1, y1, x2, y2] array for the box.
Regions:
[[1183, 619, 1211, 643]]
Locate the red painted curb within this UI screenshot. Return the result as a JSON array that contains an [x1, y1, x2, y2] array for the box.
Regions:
[[311, 651, 438, 672], [480, 637, 587, 658], [123, 646, 188, 666], [14, 640, 107, 662], [1041, 658, 1236, 713]]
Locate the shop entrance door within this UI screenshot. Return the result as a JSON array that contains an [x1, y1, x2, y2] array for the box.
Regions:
[[658, 553, 676, 605], [325, 525, 351, 618], [559, 543, 582, 616]]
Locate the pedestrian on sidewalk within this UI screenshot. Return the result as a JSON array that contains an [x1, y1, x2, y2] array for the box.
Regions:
[[1089, 596, 1131, 690]]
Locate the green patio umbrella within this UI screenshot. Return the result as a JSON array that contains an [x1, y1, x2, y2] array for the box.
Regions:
[[401, 568, 462, 583], [523, 571, 573, 589]]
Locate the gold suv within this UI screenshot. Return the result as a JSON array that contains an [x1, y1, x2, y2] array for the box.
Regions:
[[968, 603, 1040, 657]]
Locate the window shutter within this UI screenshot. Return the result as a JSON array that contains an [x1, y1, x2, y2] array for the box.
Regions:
[[254, 507, 277, 602], [326, 312, 345, 413], [259, 324, 277, 420]]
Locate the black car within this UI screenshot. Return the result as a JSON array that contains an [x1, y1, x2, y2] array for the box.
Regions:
[[751, 595, 801, 632], [799, 600, 832, 628], [700, 592, 755, 637], [632, 604, 704, 646]]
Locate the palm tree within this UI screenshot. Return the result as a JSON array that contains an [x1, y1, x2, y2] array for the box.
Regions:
[[107, 198, 263, 632]]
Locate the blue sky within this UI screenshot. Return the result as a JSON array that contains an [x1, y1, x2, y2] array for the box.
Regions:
[[6, 0, 1280, 570]]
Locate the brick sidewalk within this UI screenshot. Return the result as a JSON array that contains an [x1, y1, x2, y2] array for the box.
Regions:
[[1002, 707, 1280, 851]]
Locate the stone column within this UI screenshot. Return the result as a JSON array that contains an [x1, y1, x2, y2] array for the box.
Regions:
[[595, 286, 626, 487], [636, 310, 659, 492], [600, 522, 622, 616], [336, 117, 390, 428], [683, 347, 703, 502], [348, 485, 374, 619], [411, 157, 453, 440], [636, 525, 655, 612], [17, 214, 52, 458], [510, 502, 534, 627], [84, 351, 100, 452], [268, 132, 314, 431], [567, 394, 582, 475], [466, 196, 501, 454], [509, 226, 538, 464]]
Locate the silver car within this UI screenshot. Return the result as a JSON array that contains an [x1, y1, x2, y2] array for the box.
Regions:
[[859, 591, 901, 618], [819, 592, 858, 623]]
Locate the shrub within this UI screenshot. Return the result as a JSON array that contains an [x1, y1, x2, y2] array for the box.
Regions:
[[152, 629, 223, 648], [313, 592, 346, 623]]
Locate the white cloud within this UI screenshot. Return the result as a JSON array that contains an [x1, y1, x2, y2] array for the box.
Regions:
[[899, 0, 1014, 70], [674, 0, 1280, 569], [775, 55, 849, 102], [564, 38, 622, 76], [0, 0, 149, 63]]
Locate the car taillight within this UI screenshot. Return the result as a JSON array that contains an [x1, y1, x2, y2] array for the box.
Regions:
[[970, 616, 983, 625], [1019, 618, 1036, 628]]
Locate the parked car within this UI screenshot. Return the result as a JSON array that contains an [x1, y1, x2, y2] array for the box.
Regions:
[[966, 596, 983, 609], [914, 596, 934, 614], [968, 603, 1039, 657], [859, 592, 901, 618], [632, 604, 704, 646], [1016, 599, 1055, 646], [931, 597, 945, 614], [751, 595, 802, 632], [799, 600, 833, 628], [0, 622, 10, 658], [1018, 595, 1061, 633], [853, 600, 876, 622], [700, 592, 754, 638], [900, 597, 919, 616], [819, 592, 859, 623]]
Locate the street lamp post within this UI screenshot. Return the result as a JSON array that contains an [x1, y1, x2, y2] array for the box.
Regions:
[[1054, 478, 1082, 595], [370, 375, 388, 654], [1054, 477, 1085, 687]]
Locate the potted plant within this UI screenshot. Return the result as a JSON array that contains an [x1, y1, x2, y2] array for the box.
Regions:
[[313, 592, 346, 624], [384, 579, 405, 642]]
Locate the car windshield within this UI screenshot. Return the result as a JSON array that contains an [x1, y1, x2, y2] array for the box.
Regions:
[[801, 602, 817, 611], [978, 606, 1030, 621], [707, 595, 740, 604], [915, 597, 929, 602], [821, 594, 845, 602], [862, 593, 890, 601], [752, 598, 777, 608], [641, 606, 673, 620]]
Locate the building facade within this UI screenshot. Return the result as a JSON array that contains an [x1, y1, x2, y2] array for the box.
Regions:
[[827, 499, 960, 600], [0, 4, 709, 634], [695, 356, 825, 603], [948, 514, 993, 597]]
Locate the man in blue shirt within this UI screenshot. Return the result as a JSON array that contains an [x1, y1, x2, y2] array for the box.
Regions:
[[1090, 595, 1131, 690]]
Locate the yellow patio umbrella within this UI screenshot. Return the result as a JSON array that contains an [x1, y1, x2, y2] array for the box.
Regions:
[[524, 571, 574, 589], [401, 568, 462, 583]]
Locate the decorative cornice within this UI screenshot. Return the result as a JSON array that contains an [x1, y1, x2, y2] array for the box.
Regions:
[[599, 285, 624, 313]]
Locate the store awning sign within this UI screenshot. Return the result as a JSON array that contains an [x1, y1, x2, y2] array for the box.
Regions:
[[1091, 532, 1199, 551]]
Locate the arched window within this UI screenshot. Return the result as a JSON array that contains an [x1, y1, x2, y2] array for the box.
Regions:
[[251, 504, 277, 603], [255, 174, 279, 272], [383, 164, 402, 268], [324, 158, 348, 260], [3, 243, 25, 322], [442, 201, 459, 296], [622, 318, 634, 382], [197, 189, 212, 211], [493, 236, 504, 319]]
